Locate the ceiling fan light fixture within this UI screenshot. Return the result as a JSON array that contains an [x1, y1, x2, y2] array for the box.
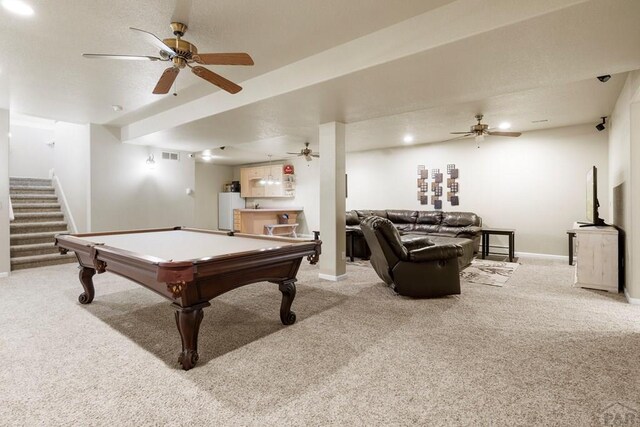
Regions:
[[498, 122, 511, 130], [1, 0, 34, 16]]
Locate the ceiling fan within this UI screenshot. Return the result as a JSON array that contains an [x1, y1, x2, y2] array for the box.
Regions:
[[83, 22, 254, 95], [447, 114, 522, 143], [287, 142, 319, 162]]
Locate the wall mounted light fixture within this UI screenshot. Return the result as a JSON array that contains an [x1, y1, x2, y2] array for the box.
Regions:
[[146, 154, 156, 169]]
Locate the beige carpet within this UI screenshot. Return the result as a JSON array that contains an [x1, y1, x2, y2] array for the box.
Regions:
[[1, 257, 639, 426]]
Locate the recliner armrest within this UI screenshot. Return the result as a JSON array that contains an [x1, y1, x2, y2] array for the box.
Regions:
[[455, 226, 482, 236], [408, 244, 463, 262], [402, 237, 434, 252]]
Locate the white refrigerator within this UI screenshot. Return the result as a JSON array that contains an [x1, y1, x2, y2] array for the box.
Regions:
[[218, 193, 245, 230]]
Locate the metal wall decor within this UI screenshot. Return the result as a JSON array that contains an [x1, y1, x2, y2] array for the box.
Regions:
[[447, 163, 460, 206], [417, 164, 460, 208]]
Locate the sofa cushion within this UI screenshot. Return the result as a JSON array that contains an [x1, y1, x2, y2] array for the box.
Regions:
[[412, 224, 441, 234], [442, 212, 480, 227], [416, 211, 443, 225], [434, 226, 460, 237], [355, 210, 388, 220], [346, 210, 360, 226], [386, 210, 418, 224]]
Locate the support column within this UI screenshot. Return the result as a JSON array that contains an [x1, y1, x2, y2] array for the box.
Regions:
[[319, 122, 347, 280]]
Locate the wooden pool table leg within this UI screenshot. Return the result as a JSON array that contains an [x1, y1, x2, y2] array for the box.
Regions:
[[278, 279, 297, 325], [78, 267, 96, 304], [173, 302, 211, 371]]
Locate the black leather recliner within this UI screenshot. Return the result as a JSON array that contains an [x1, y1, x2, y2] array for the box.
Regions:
[[360, 216, 463, 298]]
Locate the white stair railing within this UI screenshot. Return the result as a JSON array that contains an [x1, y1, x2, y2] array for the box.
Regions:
[[50, 170, 78, 234]]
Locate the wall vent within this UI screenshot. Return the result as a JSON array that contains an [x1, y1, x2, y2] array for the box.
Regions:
[[161, 151, 179, 161]]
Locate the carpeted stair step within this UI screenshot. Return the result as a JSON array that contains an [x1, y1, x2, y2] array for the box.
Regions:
[[11, 203, 61, 213], [10, 185, 55, 195], [10, 221, 68, 234], [10, 194, 58, 203], [10, 243, 61, 257], [12, 212, 64, 223], [9, 177, 52, 187], [10, 232, 59, 245], [10, 253, 76, 270]]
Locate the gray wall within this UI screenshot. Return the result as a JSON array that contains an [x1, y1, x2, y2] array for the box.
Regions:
[[194, 162, 234, 230], [53, 122, 91, 232], [0, 109, 9, 274], [89, 124, 196, 231], [8, 124, 55, 179], [608, 70, 640, 300]]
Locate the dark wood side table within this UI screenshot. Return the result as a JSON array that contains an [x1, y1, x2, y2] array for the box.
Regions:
[[345, 229, 356, 262], [481, 228, 516, 262]]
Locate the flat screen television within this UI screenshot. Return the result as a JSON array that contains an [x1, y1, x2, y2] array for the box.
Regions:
[[584, 166, 606, 226]]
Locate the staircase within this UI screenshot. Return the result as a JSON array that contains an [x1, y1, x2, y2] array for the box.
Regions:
[[9, 177, 76, 270]]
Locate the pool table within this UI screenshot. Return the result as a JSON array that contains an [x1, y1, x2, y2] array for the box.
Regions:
[[55, 227, 321, 370]]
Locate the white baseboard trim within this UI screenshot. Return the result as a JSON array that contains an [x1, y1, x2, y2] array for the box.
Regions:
[[515, 251, 568, 261], [0, 272, 9, 278], [624, 287, 640, 305], [318, 273, 348, 282]]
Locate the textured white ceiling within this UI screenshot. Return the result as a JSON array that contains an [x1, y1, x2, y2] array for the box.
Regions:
[[0, 0, 450, 123], [2, 0, 639, 165]]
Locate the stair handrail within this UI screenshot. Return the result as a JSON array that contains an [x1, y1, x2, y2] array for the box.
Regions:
[[50, 171, 78, 234], [8, 198, 14, 221]]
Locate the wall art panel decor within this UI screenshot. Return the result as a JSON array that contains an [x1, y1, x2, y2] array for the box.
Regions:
[[417, 165, 430, 205], [418, 164, 460, 208], [447, 164, 459, 206]]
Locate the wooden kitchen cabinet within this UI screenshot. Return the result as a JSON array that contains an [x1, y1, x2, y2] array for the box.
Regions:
[[240, 164, 295, 198]]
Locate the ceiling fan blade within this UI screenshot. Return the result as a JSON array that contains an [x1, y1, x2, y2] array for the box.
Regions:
[[130, 27, 176, 57], [193, 53, 254, 66], [311, 154, 320, 158], [153, 67, 180, 94], [83, 53, 165, 61], [286, 152, 301, 155], [442, 134, 473, 142], [191, 66, 242, 94], [450, 131, 472, 135], [488, 131, 522, 137]]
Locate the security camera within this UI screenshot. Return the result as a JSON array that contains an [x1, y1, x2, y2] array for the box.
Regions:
[[597, 75, 611, 83], [219, 146, 226, 150], [596, 116, 607, 131], [187, 153, 195, 158]]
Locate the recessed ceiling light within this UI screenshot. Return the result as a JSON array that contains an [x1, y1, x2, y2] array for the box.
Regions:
[[498, 122, 511, 130], [201, 155, 214, 161], [2, 0, 34, 16], [111, 105, 123, 112], [403, 134, 414, 143]]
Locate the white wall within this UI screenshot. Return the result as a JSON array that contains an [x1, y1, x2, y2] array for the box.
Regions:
[[90, 124, 196, 231], [8, 124, 54, 178], [347, 124, 609, 256], [608, 70, 640, 300], [194, 162, 234, 230], [53, 122, 91, 232], [0, 109, 9, 275], [233, 156, 320, 236]]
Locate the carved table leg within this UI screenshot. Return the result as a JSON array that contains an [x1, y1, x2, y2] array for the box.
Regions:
[[78, 267, 96, 304], [278, 279, 297, 325], [173, 302, 210, 370]]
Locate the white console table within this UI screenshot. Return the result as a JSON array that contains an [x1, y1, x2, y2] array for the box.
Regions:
[[571, 223, 619, 293]]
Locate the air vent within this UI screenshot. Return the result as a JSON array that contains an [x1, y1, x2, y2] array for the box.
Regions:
[[161, 151, 179, 161]]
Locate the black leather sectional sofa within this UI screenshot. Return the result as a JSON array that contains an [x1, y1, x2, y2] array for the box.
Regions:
[[346, 209, 482, 268]]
